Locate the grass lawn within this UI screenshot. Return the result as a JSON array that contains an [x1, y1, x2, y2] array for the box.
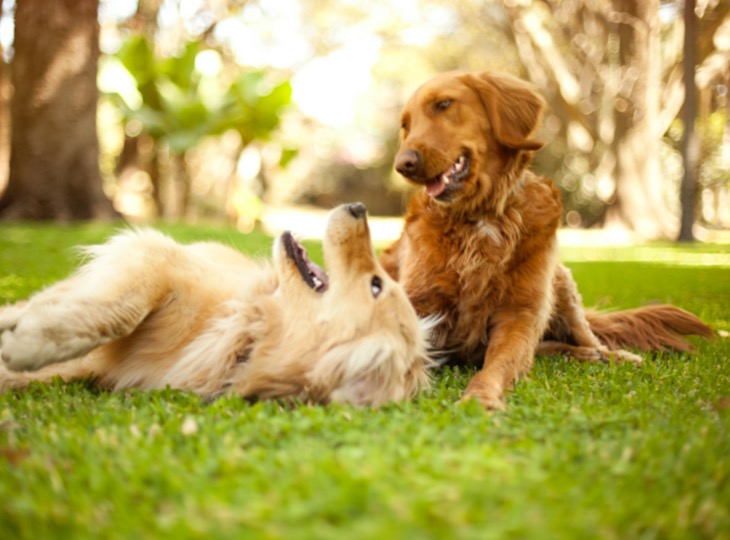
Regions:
[[1, 221, 729, 540]]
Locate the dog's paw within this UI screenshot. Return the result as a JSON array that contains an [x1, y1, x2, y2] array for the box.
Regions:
[[458, 389, 506, 411], [0, 310, 75, 372], [570, 346, 609, 363], [607, 349, 643, 366], [460, 371, 508, 411], [574, 346, 642, 366], [1, 328, 51, 372]]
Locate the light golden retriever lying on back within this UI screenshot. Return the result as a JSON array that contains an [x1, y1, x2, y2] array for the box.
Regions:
[[381, 71, 713, 410], [0, 203, 433, 406]]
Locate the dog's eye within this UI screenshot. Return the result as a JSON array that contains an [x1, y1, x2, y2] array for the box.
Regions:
[[370, 275, 383, 298], [434, 99, 452, 112]]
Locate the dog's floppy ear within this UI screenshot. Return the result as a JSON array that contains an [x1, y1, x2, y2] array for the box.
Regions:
[[461, 72, 545, 151]]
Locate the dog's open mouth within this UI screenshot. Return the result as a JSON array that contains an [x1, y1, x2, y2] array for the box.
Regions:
[[282, 232, 329, 292], [425, 153, 471, 199]]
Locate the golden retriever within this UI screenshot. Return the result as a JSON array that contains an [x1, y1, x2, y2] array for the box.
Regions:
[[380, 71, 713, 410], [0, 203, 434, 406]]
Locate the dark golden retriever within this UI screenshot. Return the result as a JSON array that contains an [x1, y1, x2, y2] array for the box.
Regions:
[[380, 71, 712, 410], [1, 204, 434, 406]]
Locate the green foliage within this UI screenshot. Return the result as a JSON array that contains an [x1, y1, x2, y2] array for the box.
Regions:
[[106, 34, 293, 154], [1, 224, 729, 539]]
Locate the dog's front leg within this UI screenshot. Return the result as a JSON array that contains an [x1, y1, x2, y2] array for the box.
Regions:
[[1, 260, 161, 372], [461, 308, 546, 410]]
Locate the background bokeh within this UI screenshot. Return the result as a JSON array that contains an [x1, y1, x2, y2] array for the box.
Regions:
[[0, 0, 728, 238]]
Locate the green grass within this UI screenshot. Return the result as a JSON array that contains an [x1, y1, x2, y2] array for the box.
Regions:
[[1, 222, 729, 539]]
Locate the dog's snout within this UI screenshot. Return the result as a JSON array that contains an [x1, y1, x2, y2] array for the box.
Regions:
[[395, 149, 422, 178], [348, 202, 367, 219]]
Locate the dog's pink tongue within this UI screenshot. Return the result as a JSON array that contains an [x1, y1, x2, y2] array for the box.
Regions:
[[311, 265, 328, 289], [426, 176, 447, 198], [307, 261, 329, 291]]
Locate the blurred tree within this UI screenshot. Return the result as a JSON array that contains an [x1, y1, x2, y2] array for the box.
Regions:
[[291, 0, 728, 234], [679, 1, 730, 233], [604, 0, 668, 237], [499, 0, 730, 238], [0, 0, 8, 196], [678, 0, 698, 242], [96, 0, 292, 220], [105, 33, 292, 219], [0, 0, 116, 220], [112, 0, 164, 214]]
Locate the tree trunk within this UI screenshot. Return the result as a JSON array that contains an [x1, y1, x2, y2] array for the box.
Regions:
[[677, 0, 698, 242], [0, 0, 8, 196], [603, 0, 677, 238], [0, 0, 116, 220]]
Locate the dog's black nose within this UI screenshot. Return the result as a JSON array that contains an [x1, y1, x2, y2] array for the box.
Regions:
[[395, 149, 422, 178], [348, 202, 367, 219]]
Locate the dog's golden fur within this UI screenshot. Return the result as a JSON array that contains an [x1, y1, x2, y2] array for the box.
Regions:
[[380, 71, 713, 409], [0, 204, 434, 406]]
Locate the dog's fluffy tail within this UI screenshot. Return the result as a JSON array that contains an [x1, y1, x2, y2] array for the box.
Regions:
[[587, 305, 713, 353]]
